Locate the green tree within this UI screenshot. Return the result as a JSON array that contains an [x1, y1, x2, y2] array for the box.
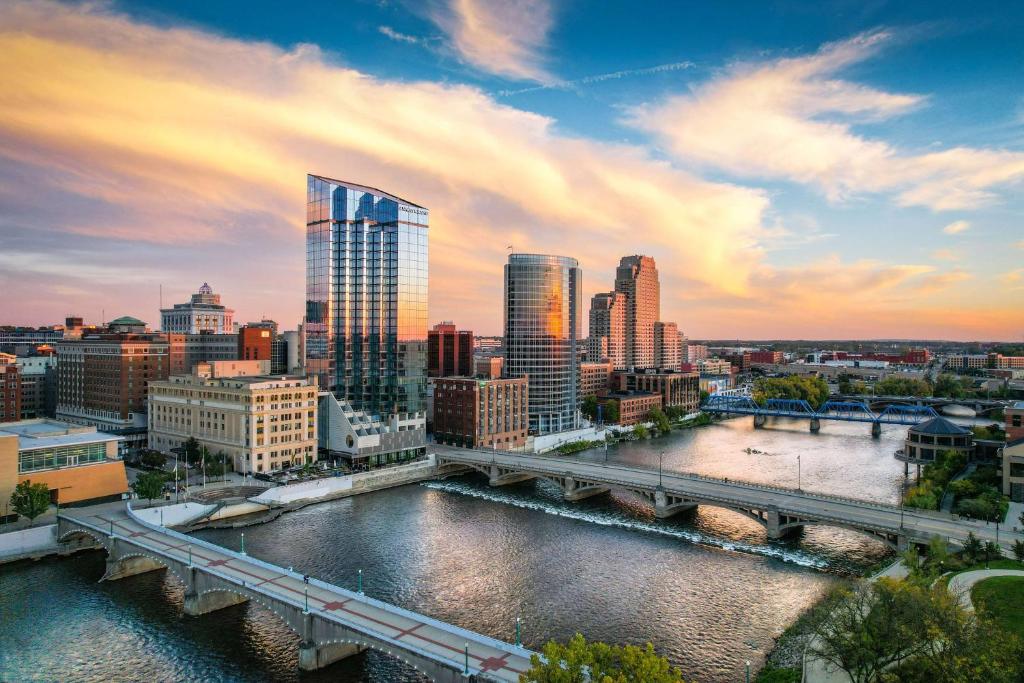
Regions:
[[962, 532, 983, 564], [140, 449, 166, 469], [648, 408, 671, 435], [933, 374, 974, 399], [752, 376, 829, 409], [874, 377, 932, 397], [1013, 539, 1024, 564], [521, 632, 686, 682], [982, 541, 1001, 567], [581, 395, 599, 421], [10, 480, 50, 526], [132, 471, 166, 507], [698, 390, 710, 405], [633, 424, 649, 440], [183, 437, 200, 462], [603, 401, 619, 424]]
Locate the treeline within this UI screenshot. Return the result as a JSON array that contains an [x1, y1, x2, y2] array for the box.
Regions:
[[840, 373, 1010, 399], [753, 376, 830, 409]]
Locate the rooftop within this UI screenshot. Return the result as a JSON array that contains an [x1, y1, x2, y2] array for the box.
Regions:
[[309, 174, 425, 209], [910, 416, 972, 436], [109, 315, 146, 326], [0, 419, 121, 450]]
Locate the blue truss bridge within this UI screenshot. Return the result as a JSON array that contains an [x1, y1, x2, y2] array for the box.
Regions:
[[702, 395, 939, 436]]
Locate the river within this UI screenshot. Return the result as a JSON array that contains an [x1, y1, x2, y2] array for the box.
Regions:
[[1, 417, 913, 682]]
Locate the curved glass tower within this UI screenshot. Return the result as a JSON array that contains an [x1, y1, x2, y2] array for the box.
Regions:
[[504, 254, 581, 434], [305, 174, 428, 417]]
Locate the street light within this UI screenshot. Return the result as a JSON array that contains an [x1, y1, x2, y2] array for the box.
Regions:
[[797, 454, 801, 491], [515, 616, 521, 647], [658, 451, 664, 488], [745, 660, 751, 683]]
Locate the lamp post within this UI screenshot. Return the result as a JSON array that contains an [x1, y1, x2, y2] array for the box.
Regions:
[[797, 454, 801, 491], [515, 616, 521, 647], [745, 660, 751, 683], [174, 450, 179, 504], [464, 643, 470, 674], [188, 544, 192, 567], [658, 451, 664, 488], [240, 532, 246, 555], [304, 587, 309, 613], [357, 569, 363, 595]]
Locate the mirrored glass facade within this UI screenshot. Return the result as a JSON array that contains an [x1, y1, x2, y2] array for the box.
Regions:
[[305, 175, 428, 417], [504, 254, 581, 434]]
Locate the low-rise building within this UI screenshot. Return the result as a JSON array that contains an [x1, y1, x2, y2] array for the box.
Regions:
[[612, 369, 700, 413], [896, 417, 974, 481], [749, 351, 784, 365], [580, 361, 613, 399], [433, 376, 529, 450], [473, 356, 504, 379], [318, 393, 427, 469], [15, 356, 57, 419], [0, 419, 127, 516], [686, 344, 709, 364], [697, 358, 732, 375], [1006, 402, 1024, 442], [0, 360, 19, 422], [1002, 437, 1024, 502], [147, 361, 317, 475], [600, 391, 662, 426], [167, 332, 239, 375]]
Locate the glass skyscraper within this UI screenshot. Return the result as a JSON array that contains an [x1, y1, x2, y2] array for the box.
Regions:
[[305, 174, 428, 417], [504, 253, 581, 434]]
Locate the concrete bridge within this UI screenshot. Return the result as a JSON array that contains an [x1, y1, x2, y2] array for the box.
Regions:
[[829, 394, 1011, 416], [57, 504, 533, 682], [435, 446, 1021, 552]]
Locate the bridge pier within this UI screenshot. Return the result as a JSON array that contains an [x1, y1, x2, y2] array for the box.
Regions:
[[562, 476, 610, 502], [753, 415, 766, 428], [765, 509, 804, 540], [298, 612, 365, 672], [488, 464, 536, 487], [808, 418, 820, 433], [871, 422, 881, 438], [654, 489, 697, 519], [101, 539, 165, 581], [182, 566, 249, 616]]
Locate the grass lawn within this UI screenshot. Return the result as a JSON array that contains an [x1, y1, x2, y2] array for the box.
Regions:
[[972, 576, 1024, 639]]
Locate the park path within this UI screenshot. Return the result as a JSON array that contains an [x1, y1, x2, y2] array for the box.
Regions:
[[947, 569, 1024, 611]]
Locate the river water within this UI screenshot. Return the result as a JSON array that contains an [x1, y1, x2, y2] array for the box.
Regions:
[[1, 417, 911, 682]]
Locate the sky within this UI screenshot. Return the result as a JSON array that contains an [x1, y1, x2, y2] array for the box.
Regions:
[[0, 0, 1022, 340]]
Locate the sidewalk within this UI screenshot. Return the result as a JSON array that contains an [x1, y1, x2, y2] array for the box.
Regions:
[[947, 569, 1024, 611]]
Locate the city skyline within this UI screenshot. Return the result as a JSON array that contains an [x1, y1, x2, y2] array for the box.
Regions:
[[1, 1, 1023, 340]]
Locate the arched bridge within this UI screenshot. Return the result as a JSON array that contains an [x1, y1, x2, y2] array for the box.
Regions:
[[57, 505, 533, 682], [435, 446, 1020, 552], [703, 395, 939, 436]]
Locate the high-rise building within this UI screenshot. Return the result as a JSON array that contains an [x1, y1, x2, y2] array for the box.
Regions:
[[615, 255, 660, 369], [305, 175, 428, 418], [428, 322, 474, 377], [161, 283, 235, 334], [654, 321, 681, 371], [15, 356, 57, 420], [587, 291, 626, 367], [504, 253, 581, 434]]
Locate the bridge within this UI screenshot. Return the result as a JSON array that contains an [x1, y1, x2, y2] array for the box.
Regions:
[[830, 394, 1011, 416], [435, 446, 1021, 552], [57, 504, 534, 682], [702, 395, 940, 436]]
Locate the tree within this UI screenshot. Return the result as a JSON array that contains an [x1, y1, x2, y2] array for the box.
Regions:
[[10, 480, 50, 526], [132, 471, 165, 507], [933, 374, 974, 399], [874, 376, 932, 397], [140, 449, 166, 469], [603, 401, 619, 424], [753, 376, 829, 409], [1013, 539, 1024, 564], [648, 408, 671, 436], [581, 395, 599, 421], [633, 424, 649, 440], [809, 579, 932, 683], [183, 437, 200, 462], [521, 633, 686, 683], [962, 532, 982, 564], [982, 541, 1000, 567]]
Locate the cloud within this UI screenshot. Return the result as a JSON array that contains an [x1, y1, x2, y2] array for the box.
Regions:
[[628, 30, 1024, 211], [428, 0, 554, 82], [931, 248, 958, 261], [499, 61, 695, 97], [1001, 269, 1024, 286], [912, 269, 972, 295], [942, 220, 970, 235], [379, 26, 420, 45]]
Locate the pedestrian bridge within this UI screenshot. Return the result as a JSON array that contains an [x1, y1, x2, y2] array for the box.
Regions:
[[57, 505, 533, 682], [703, 395, 939, 435], [434, 446, 1020, 552]]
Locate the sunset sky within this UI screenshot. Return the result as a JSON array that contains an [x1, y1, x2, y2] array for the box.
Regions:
[[0, 0, 1022, 340]]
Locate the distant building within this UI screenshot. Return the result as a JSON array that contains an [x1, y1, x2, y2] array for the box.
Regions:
[[1002, 403, 1024, 501], [107, 316, 148, 334], [474, 337, 503, 354], [15, 356, 57, 420], [1007, 402, 1024, 443], [697, 358, 732, 375], [428, 322, 474, 378], [505, 253, 581, 434], [0, 326, 64, 355], [0, 360, 20, 422], [749, 350, 784, 365], [720, 351, 751, 372], [945, 354, 989, 370], [615, 255, 659, 369], [148, 361, 317, 475], [167, 333, 239, 376], [474, 356, 503, 379], [654, 322, 681, 370], [580, 361, 613, 399], [611, 369, 700, 414], [686, 344, 709, 364], [600, 391, 662, 426], [55, 329, 170, 451], [0, 419, 127, 516], [587, 291, 626, 368], [433, 376, 529, 450], [161, 283, 234, 334], [238, 324, 273, 363], [699, 375, 733, 394]]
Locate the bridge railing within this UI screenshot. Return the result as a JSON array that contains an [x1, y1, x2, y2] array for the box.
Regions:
[[121, 503, 534, 664]]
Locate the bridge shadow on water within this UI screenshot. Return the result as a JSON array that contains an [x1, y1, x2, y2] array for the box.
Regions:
[[425, 472, 892, 576]]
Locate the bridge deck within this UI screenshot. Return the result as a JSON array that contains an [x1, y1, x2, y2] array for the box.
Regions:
[[61, 506, 533, 681]]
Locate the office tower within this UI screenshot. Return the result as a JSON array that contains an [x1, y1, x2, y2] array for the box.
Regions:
[[428, 322, 474, 377], [614, 255, 659, 369], [654, 321, 681, 370], [504, 253, 581, 434], [161, 283, 234, 334], [304, 174, 428, 417], [587, 291, 626, 368]]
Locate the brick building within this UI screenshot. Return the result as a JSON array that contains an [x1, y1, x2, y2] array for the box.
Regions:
[[611, 369, 699, 413], [428, 322, 474, 378], [579, 361, 613, 399], [600, 391, 662, 426], [432, 376, 528, 449], [0, 361, 20, 423]]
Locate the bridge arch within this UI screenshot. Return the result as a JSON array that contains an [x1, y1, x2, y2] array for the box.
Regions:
[[311, 636, 448, 680], [775, 519, 898, 549], [58, 528, 106, 548]]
